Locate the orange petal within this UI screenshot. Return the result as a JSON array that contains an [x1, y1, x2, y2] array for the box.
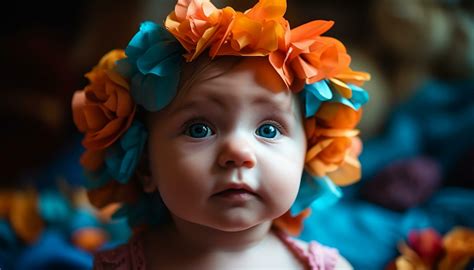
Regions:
[[10, 190, 44, 244], [335, 69, 371, 86], [306, 138, 333, 162], [316, 102, 362, 129], [82, 105, 110, 131], [268, 50, 292, 88], [291, 56, 319, 80], [106, 70, 130, 90], [273, 208, 311, 236], [305, 159, 338, 177], [255, 20, 282, 52], [291, 20, 334, 43], [82, 117, 129, 150], [97, 50, 126, 70], [87, 179, 141, 209], [319, 137, 351, 164], [314, 128, 359, 138], [72, 227, 108, 252], [329, 78, 352, 99], [0, 192, 13, 217], [327, 155, 361, 186], [72, 91, 87, 132], [80, 150, 105, 171], [245, 0, 287, 20], [304, 117, 316, 138]]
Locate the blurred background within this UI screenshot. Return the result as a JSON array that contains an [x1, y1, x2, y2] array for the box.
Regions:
[[1, 0, 473, 269]]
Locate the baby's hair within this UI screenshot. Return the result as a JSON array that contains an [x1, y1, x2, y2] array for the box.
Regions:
[[178, 55, 243, 97]]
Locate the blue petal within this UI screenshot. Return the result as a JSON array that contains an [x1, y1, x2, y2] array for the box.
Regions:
[[148, 54, 182, 77], [304, 81, 333, 117], [133, 73, 180, 111], [83, 168, 111, 189], [115, 58, 135, 78], [137, 42, 182, 75], [38, 190, 72, 225], [290, 172, 342, 215], [122, 20, 184, 112], [305, 90, 322, 118], [126, 21, 162, 59], [348, 84, 370, 110], [104, 121, 147, 183], [307, 80, 333, 100]]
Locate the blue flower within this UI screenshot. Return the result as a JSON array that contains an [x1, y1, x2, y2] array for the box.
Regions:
[[104, 121, 148, 183], [302, 80, 370, 118], [117, 21, 185, 111], [38, 190, 73, 226], [290, 172, 342, 215], [112, 192, 169, 227]]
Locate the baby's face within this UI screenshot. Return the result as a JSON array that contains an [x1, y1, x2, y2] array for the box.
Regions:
[[146, 57, 306, 232]]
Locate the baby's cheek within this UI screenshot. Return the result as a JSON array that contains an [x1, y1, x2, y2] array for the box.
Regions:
[[262, 162, 302, 207]]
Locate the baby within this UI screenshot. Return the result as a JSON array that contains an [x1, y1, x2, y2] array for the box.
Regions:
[[72, 0, 370, 269]]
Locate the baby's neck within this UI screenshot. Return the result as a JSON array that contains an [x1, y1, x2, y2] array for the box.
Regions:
[[170, 217, 274, 253], [143, 219, 303, 269]]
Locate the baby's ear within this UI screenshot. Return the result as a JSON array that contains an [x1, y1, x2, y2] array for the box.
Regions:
[[136, 150, 156, 193]]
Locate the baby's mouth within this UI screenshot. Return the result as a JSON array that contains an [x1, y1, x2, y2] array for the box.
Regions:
[[213, 189, 256, 202], [212, 184, 259, 202]]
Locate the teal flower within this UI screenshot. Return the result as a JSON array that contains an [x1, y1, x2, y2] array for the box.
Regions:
[[290, 172, 342, 215], [104, 121, 147, 183], [302, 80, 369, 118], [117, 21, 185, 111]]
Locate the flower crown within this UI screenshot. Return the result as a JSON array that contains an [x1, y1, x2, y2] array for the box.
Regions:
[[72, 0, 370, 235]]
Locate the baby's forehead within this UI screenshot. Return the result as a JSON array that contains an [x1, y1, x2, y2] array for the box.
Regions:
[[171, 57, 299, 113]]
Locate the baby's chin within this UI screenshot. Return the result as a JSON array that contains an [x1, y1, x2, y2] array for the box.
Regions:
[[199, 211, 282, 233]]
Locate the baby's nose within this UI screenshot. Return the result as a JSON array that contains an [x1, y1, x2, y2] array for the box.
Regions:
[[217, 135, 256, 169]]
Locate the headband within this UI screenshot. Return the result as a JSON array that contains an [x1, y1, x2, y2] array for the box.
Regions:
[[72, 0, 370, 235]]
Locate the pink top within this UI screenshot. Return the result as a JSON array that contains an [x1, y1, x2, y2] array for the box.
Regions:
[[93, 230, 339, 270]]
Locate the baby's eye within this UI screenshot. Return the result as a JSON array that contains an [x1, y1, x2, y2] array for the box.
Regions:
[[255, 123, 281, 139], [185, 123, 214, 138]]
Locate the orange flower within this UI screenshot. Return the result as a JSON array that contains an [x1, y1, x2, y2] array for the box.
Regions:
[[0, 190, 44, 244], [270, 20, 351, 91], [213, 0, 289, 57], [394, 242, 431, 270], [87, 179, 141, 209], [439, 227, 474, 270], [273, 209, 311, 236], [165, 0, 290, 61], [72, 50, 135, 151], [72, 227, 108, 252], [291, 37, 350, 84], [165, 0, 236, 61], [304, 103, 363, 185]]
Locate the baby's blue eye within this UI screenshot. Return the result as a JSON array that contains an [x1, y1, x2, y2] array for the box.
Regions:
[[256, 124, 280, 139], [186, 123, 213, 138]]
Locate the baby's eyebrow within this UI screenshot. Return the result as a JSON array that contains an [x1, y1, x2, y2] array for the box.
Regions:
[[169, 93, 294, 116], [168, 96, 224, 115], [251, 95, 293, 114]]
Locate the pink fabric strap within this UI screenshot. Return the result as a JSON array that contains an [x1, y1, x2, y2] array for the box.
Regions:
[[275, 229, 340, 270], [93, 235, 145, 270]]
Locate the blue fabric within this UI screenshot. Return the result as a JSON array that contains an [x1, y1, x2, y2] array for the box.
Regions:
[[360, 79, 474, 181], [0, 220, 21, 270], [16, 231, 92, 270], [301, 188, 474, 270]]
